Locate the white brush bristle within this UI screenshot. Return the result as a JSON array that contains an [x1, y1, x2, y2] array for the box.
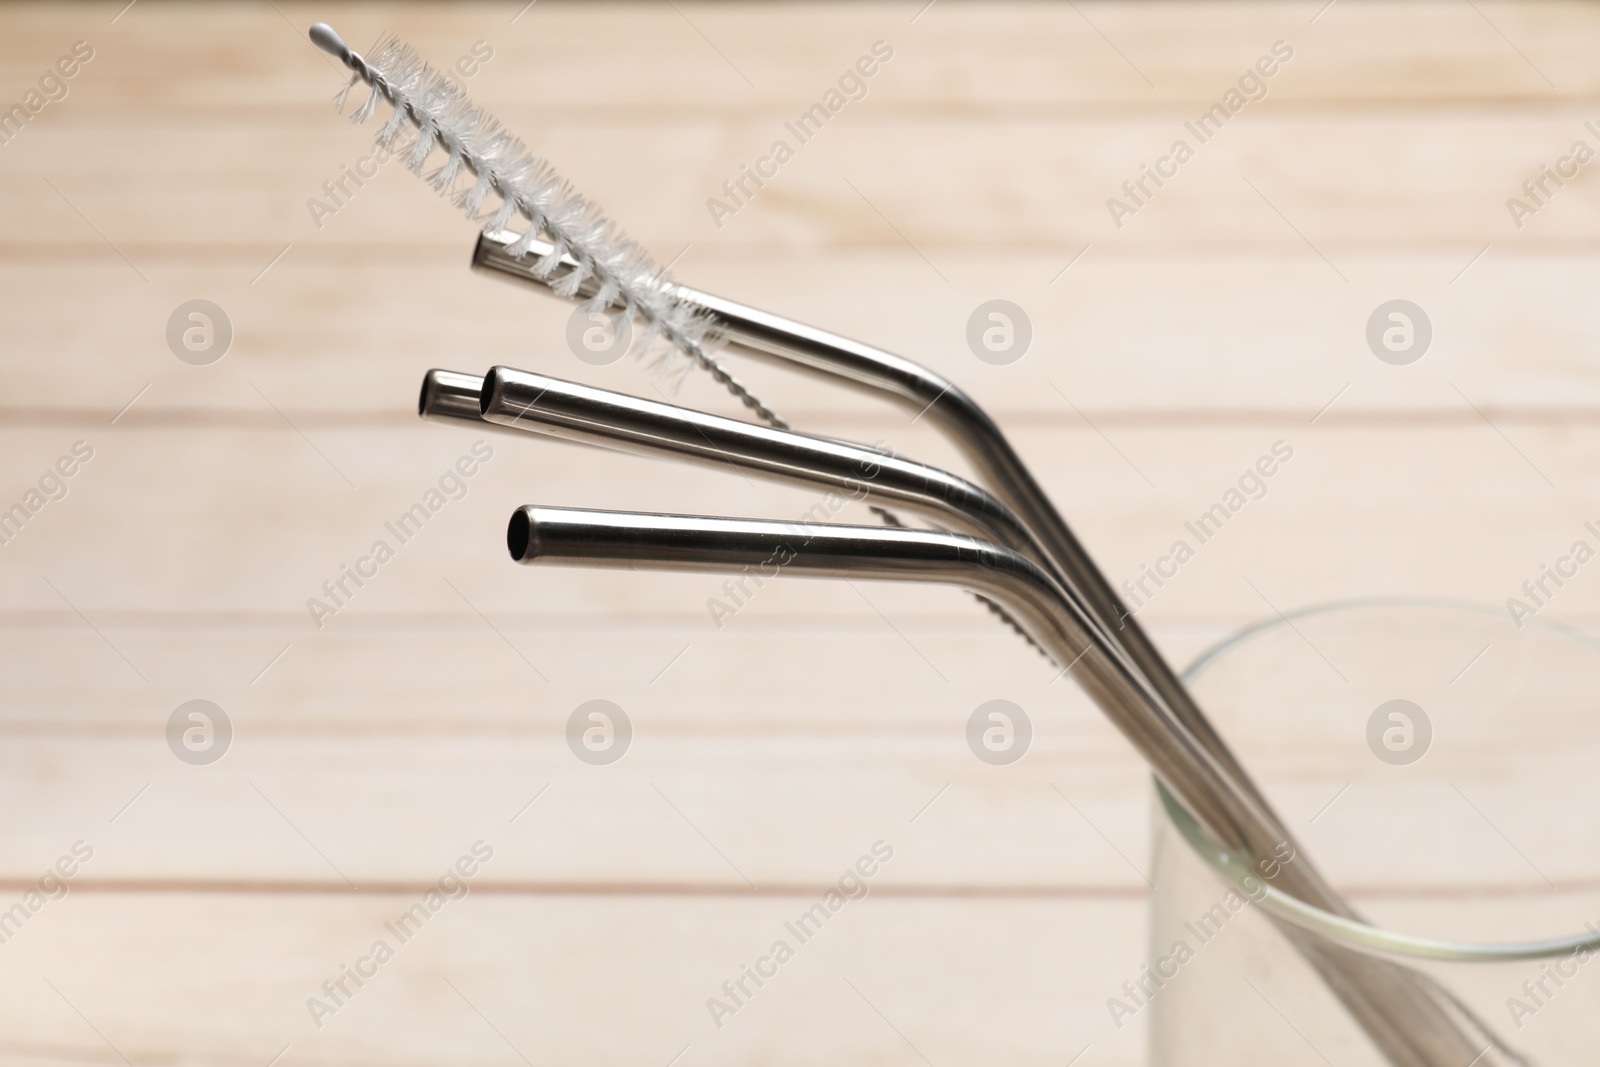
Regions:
[[340, 35, 730, 390]]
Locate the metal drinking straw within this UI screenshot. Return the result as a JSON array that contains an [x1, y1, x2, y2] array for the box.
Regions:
[[423, 366, 1061, 659], [470, 366, 1059, 571], [504, 504, 1296, 857], [490, 497, 1508, 1065], [467, 244, 1513, 1063]]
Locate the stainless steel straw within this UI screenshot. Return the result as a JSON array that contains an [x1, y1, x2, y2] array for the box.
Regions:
[[507, 505, 1298, 857], [473, 366, 1050, 569], [421, 369, 515, 430], [495, 498, 1508, 1065], [423, 366, 1059, 659], [500, 505, 1518, 1066], [471, 247, 1511, 1066]]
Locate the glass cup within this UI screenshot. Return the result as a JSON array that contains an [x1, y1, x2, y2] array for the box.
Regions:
[[1144, 599, 1600, 1066]]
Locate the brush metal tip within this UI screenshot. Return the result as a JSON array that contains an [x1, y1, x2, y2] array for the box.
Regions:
[[308, 23, 353, 65]]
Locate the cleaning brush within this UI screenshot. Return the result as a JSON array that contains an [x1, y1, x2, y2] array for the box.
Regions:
[[308, 23, 781, 430]]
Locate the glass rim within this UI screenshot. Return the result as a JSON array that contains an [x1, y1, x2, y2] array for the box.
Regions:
[[1163, 595, 1600, 964], [1181, 594, 1600, 688]]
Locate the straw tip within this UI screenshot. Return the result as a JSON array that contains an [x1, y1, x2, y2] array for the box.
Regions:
[[417, 370, 440, 418], [507, 508, 539, 562], [418, 369, 488, 424], [479, 365, 512, 416], [308, 23, 351, 63]]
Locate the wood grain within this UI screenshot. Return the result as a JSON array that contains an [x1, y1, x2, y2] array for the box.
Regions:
[[4, 2, 1600, 1064]]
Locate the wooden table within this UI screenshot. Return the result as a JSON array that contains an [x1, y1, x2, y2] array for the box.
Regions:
[[2, 3, 1598, 1065]]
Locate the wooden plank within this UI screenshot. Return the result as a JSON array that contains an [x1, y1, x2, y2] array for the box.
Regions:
[[0, 890, 1589, 1067], [3, 1, 1598, 115], [0, 892, 1148, 1067], [3, 726, 1596, 891], [0, 423, 1596, 619], [0, 895, 1580, 1067], [0, 731, 1157, 887], [0, 623, 1121, 729], [6, 112, 1600, 251], [1, 249, 1598, 418]]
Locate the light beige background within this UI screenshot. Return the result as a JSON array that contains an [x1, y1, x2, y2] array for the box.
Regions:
[[1, 2, 1597, 1066]]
